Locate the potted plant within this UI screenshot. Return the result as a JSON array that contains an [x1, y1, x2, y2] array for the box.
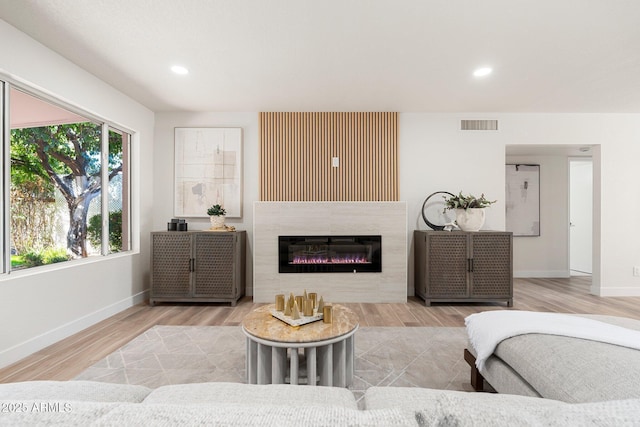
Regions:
[[443, 192, 496, 231], [207, 204, 227, 229]]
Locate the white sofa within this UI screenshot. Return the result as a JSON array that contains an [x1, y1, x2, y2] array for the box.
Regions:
[[1, 380, 639, 426]]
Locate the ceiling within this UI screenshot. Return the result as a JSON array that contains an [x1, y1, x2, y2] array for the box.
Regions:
[[10, 88, 87, 129], [1, 0, 640, 113]]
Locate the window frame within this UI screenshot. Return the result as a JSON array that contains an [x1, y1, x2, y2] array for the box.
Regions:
[[1, 78, 135, 275], [103, 125, 132, 255], [2, 80, 9, 275]]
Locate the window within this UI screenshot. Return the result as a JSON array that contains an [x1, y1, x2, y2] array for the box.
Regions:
[[97, 127, 131, 254], [5, 85, 132, 272]]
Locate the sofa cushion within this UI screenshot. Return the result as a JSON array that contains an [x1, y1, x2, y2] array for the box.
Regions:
[[0, 400, 123, 426], [99, 404, 417, 426], [0, 380, 151, 403], [494, 334, 640, 403], [546, 398, 640, 426], [364, 387, 560, 412], [412, 394, 640, 427], [142, 382, 358, 409], [481, 355, 541, 397], [373, 387, 640, 427], [368, 388, 563, 426]]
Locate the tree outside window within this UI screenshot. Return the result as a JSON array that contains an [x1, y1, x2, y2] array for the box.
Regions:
[[9, 88, 129, 270]]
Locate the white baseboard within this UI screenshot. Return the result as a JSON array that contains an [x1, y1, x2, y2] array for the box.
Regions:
[[0, 290, 148, 369], [514, 270, 570, 278], [597, 287, 640, 297]]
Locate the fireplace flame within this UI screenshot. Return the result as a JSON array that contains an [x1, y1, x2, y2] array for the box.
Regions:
[[291, 253, 370, 265]]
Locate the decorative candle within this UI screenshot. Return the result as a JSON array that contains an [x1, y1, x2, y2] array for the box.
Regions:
[[308, 292, 317, 309], [295, 296, 304, 311], [303, 299, 314, 316], [275, 294, 285, 311], [322, 305, 333, 324], [317, 296, 325, 312]]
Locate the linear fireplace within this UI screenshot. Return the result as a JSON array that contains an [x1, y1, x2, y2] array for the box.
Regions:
[[279, 235, 382, 273]]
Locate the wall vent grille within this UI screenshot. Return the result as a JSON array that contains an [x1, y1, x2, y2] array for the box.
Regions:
[[461, 119, 498, 131]]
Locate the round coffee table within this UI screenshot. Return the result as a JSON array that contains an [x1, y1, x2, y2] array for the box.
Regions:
[[242, 304, 359, 387]]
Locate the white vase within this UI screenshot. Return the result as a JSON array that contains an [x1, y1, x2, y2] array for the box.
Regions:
[[209, 215, 226, 229], [455, 208, 485, 232]]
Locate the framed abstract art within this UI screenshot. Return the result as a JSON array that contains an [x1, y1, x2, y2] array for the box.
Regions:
[[174, 127, 243, 218], [505, 164, 540, 236]]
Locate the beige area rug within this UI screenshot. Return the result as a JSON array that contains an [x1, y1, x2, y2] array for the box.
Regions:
[[74, 325, 473, 401]]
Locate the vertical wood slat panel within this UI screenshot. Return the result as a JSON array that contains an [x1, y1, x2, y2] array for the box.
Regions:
[[259, 112, 398, 201]]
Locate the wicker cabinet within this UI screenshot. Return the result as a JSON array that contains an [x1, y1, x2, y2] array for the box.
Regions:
[[150, 231, 246, 306], [414, 230, 512, 307]]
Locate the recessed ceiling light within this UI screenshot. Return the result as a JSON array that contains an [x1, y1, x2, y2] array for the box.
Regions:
[[171, 65, 189, 75], [473, 67, 493, 77]]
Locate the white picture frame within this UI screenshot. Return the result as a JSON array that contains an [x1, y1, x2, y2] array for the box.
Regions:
[[174, 127, 243, 218], [505, 164, 540, 236]]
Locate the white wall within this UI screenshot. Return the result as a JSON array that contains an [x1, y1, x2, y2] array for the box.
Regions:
[[400, 113, 640, 297], [0, 20, 155, 368], [153, 112, 259, 294], [400, 114, 506, 295], [592, 117, 640, 296], [505, 155, 569, 277], [153, 112, 640, 299]]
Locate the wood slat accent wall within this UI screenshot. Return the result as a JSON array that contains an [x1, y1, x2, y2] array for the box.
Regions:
[[259, 112, 398, 201]]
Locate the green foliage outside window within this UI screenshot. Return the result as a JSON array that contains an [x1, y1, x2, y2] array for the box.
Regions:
[[87, 210, 123, 253], [18, 247, 70, 268]]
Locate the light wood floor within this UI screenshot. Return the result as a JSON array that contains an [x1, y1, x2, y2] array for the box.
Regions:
[[2, 276, 639, 384]]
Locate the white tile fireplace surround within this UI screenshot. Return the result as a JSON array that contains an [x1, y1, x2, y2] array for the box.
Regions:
[[253, 202, 407, 303]]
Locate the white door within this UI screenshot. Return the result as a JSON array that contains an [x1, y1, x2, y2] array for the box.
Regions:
[[569, 159, 592, 274]]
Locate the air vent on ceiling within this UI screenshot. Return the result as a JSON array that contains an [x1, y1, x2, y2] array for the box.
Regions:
[[460, 119, 498, 131]]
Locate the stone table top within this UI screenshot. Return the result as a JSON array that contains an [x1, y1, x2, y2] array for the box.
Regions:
[[242, 304, 359, 344]]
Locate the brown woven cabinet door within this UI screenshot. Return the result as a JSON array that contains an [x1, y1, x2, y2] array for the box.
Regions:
[[426, 233, 469, 298], [151, 233, 192, 298], [193, 233, 235, 298], [470, 233, 513, 299]]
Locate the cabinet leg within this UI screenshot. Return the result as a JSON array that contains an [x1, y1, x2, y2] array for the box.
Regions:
[[424, 299, 431, 307], [507, 299, 513, 307]]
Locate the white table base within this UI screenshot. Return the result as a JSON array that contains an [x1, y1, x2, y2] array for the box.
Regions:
[[244, 328, 357, 387]]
